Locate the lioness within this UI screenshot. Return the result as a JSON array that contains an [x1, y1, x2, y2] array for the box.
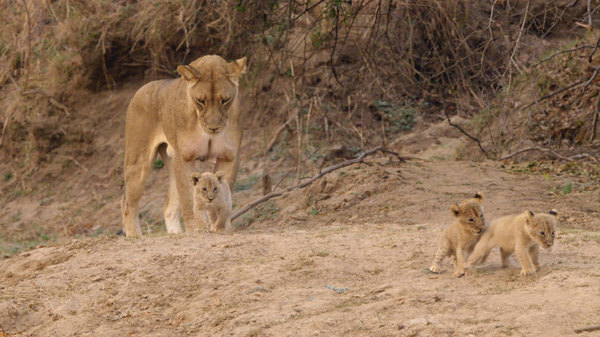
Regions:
[[429, 192, 486, 277], [466, 210, 558, 276], [191, 171, 232, 232], [121, 55, 246, 237]]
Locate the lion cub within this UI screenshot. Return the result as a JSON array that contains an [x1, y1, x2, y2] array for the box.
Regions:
[[466, 210, 558, 276], [191, 171, 232, 232], [429, 192, 485, 277]]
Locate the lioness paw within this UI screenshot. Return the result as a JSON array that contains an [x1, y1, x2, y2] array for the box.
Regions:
[[453, 269, 466, 278]]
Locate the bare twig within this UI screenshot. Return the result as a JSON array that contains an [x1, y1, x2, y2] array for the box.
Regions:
[[582, 66, 600, 91], [591, 94, 600, 142], [532, 45, 594, 68], [520, 79, 587, 111], [267, 118, 293, 152], [575, 324, 600, 334], [589, 35, 600, 62], [444, 111, 489, 158], [500, 146, 598, 162], [231, 147, 407, 221]]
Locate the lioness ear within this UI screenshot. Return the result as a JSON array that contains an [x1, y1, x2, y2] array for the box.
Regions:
[[473, 191, 483, 203], [450, 204, 461, 217], [228, 57, 247, 80], [549, 209, 558, 217], [191, 172, 201, 186], [215, 171, 226, 183], [177, 65, 199, 82]]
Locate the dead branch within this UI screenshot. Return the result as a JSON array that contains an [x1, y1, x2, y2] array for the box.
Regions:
[[444, 111, 489, 158], [582, 66, 600, 91], [231, 146, 407, 221], [575, 324, 600, 334], [500, 146, 598, 162], [532, 45, 594, 68], [591, 94, 600, 142], [267, 118, 293, 152], [520, 78, 587, 111], [589, 34, 600, 62]]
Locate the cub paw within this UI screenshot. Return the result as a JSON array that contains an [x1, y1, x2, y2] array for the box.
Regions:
[[453, 269, 466, 278], [429, 265, 441, 274], [520, 268, 536, 276]]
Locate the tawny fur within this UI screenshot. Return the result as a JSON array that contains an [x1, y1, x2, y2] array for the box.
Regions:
[[466, 210, 558, 276], [191, 171, 232, 232], [429, 192, 486, 277], [121, 55, 246, 237]]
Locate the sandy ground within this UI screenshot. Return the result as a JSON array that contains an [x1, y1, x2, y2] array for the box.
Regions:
[[1, 155, 599, 336]]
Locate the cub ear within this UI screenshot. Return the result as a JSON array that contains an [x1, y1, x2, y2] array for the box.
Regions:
[[215, 171, 226, 183], [228, 57, 247, 80], [190, 172, 201, 186], [177, 65, 200, 82], [549, 209, 558, 217], [527, 210, 534, 217], [450, 204, 461, 217], [473, 191, 484, 203]]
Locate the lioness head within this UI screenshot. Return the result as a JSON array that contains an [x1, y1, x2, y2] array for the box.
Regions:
[[525, 209, 558, 249], [177, 55, 247, 134], [450, 192, 485, 234], [191, 171, 225, 204]]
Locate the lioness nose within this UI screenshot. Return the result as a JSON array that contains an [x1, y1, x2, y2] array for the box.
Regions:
[[209, 127, 219, 132]]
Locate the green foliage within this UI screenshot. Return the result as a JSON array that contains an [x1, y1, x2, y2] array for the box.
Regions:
[[153, 158, 164, 169], [373, 101, 416, 134], [3, 172, 12, 181], [561, 181, 573, 195]]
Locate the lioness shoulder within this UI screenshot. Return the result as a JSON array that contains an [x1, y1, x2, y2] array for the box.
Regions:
[[191, 171, 232, 232], [466, 209, 558, 276], [429, 192, 486, 277]]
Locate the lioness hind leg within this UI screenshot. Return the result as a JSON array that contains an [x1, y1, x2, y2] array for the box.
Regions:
[[159, 145, 183, 234]]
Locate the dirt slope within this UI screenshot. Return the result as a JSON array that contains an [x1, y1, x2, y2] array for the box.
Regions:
[[1, 156, 599, 336]]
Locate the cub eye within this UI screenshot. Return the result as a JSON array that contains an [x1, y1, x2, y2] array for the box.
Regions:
[[202, 187, 207, 191], [221, 97, 231, 105], [213, 187, 218, 192], [195, 98, 206, 106], [540, 231, 545, 236], [551, 231, 555, 236], [468, 218, 474, 222]]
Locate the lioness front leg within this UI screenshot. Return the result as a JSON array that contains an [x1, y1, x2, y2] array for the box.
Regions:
[[215, 155, 239, 190], [173, 157, 205, 233]]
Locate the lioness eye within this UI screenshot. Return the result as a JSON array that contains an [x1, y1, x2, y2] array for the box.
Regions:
[[202, 187, 207, 191], [221, 98, 231, 105], [540, 231, 545, 236], [195, 98, 206, 106], [468, 218, 474, 222]]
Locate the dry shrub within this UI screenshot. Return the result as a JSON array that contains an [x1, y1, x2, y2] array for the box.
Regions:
[[0, 0, 270, 163]]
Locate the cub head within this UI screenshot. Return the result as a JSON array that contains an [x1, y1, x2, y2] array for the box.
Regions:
[[191, 171, 225, 204], [450, 192, 485, 234], [177, 55, 247, 134], [525, 209, 558, 249]]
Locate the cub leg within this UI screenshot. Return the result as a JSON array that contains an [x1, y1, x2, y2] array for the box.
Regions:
[[122, 146, 155, 237], [454, 246, 467, 277], [516, 242, 536, 275], [465, 238, 494, 275], [173, 157, 205, 232], [529, 245, 540, 270], [430, 240, 449, 273], [500, 248, 511, 268], [159, 145, 183, 234]]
